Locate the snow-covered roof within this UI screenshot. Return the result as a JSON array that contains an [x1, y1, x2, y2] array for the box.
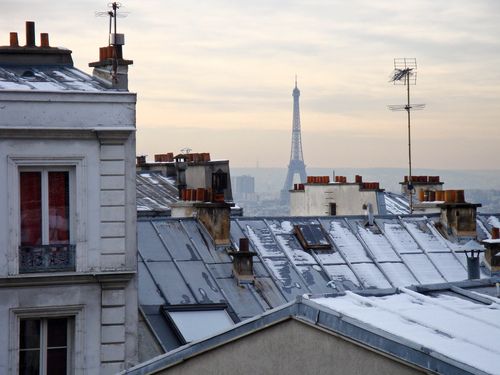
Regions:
[[312, 289, 500, 374], [137, 213, 500, 351], [125, 283, 500, 375], [383, 191, 411, 215], [136, 172, 178, 214], [0, 65, 113, 92]]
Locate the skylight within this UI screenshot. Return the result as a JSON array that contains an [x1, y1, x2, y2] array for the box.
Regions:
[[164, 308, 234, 343], [294, 224, 331, 250]]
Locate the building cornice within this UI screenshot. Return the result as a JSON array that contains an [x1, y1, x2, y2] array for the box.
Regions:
[[0, 90, 136, 103], [0, 271, 136, 288], [0, 127, 135, 139]]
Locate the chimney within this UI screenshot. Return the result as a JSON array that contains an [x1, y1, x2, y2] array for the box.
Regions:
[[228, 238, 257, 285], [170, 165, 231, 246], [25, 21, 35, 47], [400, 175, 444, 197], [482, 227, 500, 275], [136, 155, 146, 166], [154, 153, 174, 163], [437, 191, 481, 238], [10, 32, 19, 47], [171, 200, 231, 247], [174, 154, 188, 199], [1, 22, 73, 66], [40, 33, 49, 47], [465, 250, 481, 280], [88, 32, 133, 90]]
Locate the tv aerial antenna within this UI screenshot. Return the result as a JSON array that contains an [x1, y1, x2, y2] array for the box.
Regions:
[[95, 2, 129, 46], [388, 58, 425, 214]]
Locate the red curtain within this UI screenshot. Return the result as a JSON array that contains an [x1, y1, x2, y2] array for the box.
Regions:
[[20, 172, 42, 246], [48, 172, 69, 244]]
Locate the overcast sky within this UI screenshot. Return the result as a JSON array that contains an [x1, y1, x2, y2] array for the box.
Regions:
[[1, 1, 499, 169]]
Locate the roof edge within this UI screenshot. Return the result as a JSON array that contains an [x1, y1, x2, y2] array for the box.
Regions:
[[124, 290, 494, 375]]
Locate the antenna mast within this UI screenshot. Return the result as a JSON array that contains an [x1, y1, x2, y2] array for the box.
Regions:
[[95, 2, 128, 81], [388, 58, 425, 214]]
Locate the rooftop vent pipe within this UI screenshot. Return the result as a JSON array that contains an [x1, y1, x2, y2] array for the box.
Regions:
[[465, 250, 481, 280], [363, 203, 374, 226]]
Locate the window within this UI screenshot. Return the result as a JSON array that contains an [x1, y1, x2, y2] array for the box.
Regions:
[[19, 168, 75, 273], [19, 317, 73, 375], [294, 224, 331, 250], [329, 203, 337, 216], [20, 170, 70, 246], [162, 305, 234, 344]]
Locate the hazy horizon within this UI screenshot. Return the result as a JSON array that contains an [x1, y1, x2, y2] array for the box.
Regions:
[[1, 1, 499, 170], [231, 166, 500, 193]]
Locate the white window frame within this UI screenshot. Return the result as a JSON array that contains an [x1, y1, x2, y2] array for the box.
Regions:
[[9, 305, 85, 375], [7, 156, 87, 275], [19, 167, 75, 246]]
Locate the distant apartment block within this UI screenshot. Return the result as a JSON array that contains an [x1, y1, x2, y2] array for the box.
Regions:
[[232, 175, 255, 200]]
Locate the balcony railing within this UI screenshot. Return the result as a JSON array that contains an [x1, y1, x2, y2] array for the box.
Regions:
[[19, 244, 76, 273]]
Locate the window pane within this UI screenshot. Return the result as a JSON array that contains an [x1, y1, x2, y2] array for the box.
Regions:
[[47, 318, 67, 347], [19, 350, 40, 375], [20, 172, 42, 246], [47, 348, 67, 375], [48, 172, 70, 244], [295, 224, 331, 249], [168, 310, 234, 342], [20, 319, 40, 349]]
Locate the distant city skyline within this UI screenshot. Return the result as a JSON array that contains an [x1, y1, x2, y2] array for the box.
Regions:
[[1, 0, 499, 169]]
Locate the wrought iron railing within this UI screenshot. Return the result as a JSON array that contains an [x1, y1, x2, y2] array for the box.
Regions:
[[19, 244, 76, 273]]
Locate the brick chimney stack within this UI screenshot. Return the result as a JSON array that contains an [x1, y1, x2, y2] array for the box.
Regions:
[[228, 238, 257, 285], [0, 22, 73, 66], [88, 20, 133, 90], [437, 191, 481, 238]]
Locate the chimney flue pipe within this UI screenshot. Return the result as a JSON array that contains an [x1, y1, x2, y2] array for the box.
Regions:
[[240, 238, 249, 252], [40, 33, 49, 47], [465, 250, 481, 280], [10, 32, 19, 47], [25, 21, 35, 47]]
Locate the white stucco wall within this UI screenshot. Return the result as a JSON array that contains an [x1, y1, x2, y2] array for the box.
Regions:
[[290, 184, 380, 216], [0, 89, 138, 374], [0, 91, 135, 129], [0, 283, 102, 375]]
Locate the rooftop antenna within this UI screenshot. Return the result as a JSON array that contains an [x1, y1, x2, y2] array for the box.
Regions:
[[388, 58, 425, 214], [95, 3, 129, 45], [95, 2, 129, 82]]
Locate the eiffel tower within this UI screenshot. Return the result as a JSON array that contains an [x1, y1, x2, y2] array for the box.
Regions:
[[281, 77, 307, 203]]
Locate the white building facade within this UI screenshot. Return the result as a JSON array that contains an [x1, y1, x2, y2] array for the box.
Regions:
[[290, 179, 383, 216], [0, 23, 137, 374]]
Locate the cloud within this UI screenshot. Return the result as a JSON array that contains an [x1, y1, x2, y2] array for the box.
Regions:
[[1, 0, 499, 169]]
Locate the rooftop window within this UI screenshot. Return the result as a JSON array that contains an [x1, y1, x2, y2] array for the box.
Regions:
[[162, 305, 234, 344], [294, 224, 331, 250]]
